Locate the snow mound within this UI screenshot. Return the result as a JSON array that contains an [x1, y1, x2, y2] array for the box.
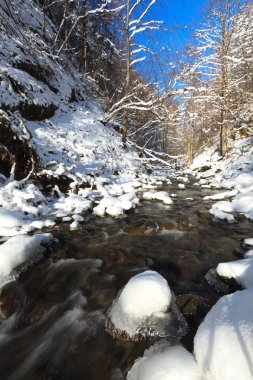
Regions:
[[216, 258, 253, 289], [143, 191, 173, 205], [127, 340, 201, 380], [194, 290, 253, 380], [93, 191, 139, 218], [0, 233, 54, 284], [106, 271, 187, 340]]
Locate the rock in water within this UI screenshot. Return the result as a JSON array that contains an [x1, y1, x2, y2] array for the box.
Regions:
[[106, 270, 187, 341]]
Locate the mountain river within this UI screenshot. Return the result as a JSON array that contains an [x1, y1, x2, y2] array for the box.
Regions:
[[0, 177, 252, 380]]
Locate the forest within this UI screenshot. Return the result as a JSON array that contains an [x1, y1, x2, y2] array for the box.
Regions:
[[27, 0, 253, 162]]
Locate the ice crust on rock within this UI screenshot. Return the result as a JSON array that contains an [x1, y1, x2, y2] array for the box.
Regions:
[[194, 290, 253, 380], [127, 340, 201, 380], [0, 233, 54, 283], [106, 270, 187, 340]]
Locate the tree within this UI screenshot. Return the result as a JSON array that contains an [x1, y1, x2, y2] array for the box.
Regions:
[[104, 0, 163, 146], [181, 0, 246, 157]]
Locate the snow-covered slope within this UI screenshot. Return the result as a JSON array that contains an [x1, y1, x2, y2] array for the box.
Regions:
[[190, 137, 253, 222], [0, 0, 170, 237]]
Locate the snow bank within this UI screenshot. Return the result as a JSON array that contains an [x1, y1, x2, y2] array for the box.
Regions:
[[191, 138, 253, 222], [106, 271, 187, 340], [216, 258, 253, 289], [127, 340, 201, 380], [0, 233, 54, 282], [194, 290, 253, 380]]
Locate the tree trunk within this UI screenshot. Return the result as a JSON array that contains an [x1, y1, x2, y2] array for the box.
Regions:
[[123, 0, 131, 147]]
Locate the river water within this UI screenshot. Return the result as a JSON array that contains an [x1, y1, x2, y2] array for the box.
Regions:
[[0, 178, 252, 380]]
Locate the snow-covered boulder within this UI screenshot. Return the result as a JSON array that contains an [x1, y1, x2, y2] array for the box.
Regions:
[[106, 270, 187, 341], [244, 238, 253, 247], [143, 191, 173, 205], [216, 258, 253, 289], [0, 233, 54, 281], [210, 207, 235, 223], [127, 340, 201, 380], [194, 290, 253, 380], [231, 192, 253, 217]]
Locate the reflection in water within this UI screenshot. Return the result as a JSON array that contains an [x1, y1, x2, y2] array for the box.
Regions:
[[0, 180, 252, 380]]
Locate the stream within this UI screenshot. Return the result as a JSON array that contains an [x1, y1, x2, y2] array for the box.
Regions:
[[0, 177, 252, 380]]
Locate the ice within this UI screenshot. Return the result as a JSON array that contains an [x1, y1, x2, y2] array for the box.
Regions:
[[0, 233, 54, 281], [106, 271, 187, 340], [127, 340, 201, 380], [217, 258, 253, 289], [178, 183, 185, 189], [194, 290, 253, 380]]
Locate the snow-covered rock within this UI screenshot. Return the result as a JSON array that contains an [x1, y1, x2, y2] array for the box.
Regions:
[[244, 238, 253, 247], [216, 258, 253, 289], [194, 290, 253, 380], [127, 340, 201, 380], [143, 191, 173, 205], [210, 208, 235, 223], [106, 271, 187, 340], [0, 233, 54, 281]]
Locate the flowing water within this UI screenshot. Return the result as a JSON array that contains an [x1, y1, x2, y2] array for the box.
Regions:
[[0, 178, 252, 380]]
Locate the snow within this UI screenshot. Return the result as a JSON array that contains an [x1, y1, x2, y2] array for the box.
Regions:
[[0, 233, 54, 284], [194, 290, 253, 380], [142, 191, 173, 205], [216, 258, 253, 289], [210, 208, 235, 223], [0, 208, 24, 228], [244, 238, 253, 246], [244, 250, 253, 259], [106, 271, 187, 339], [127, 340, 201, 380], [191, 138, 253, 222]]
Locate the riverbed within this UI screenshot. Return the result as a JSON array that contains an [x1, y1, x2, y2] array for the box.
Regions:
[[0, 178, 252, 380]]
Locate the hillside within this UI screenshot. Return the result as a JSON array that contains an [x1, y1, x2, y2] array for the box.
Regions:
[[0, 0, 169, 236]]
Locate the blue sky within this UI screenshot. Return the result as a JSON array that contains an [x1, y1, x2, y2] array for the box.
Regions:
[[134, 0, 209, 83]]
